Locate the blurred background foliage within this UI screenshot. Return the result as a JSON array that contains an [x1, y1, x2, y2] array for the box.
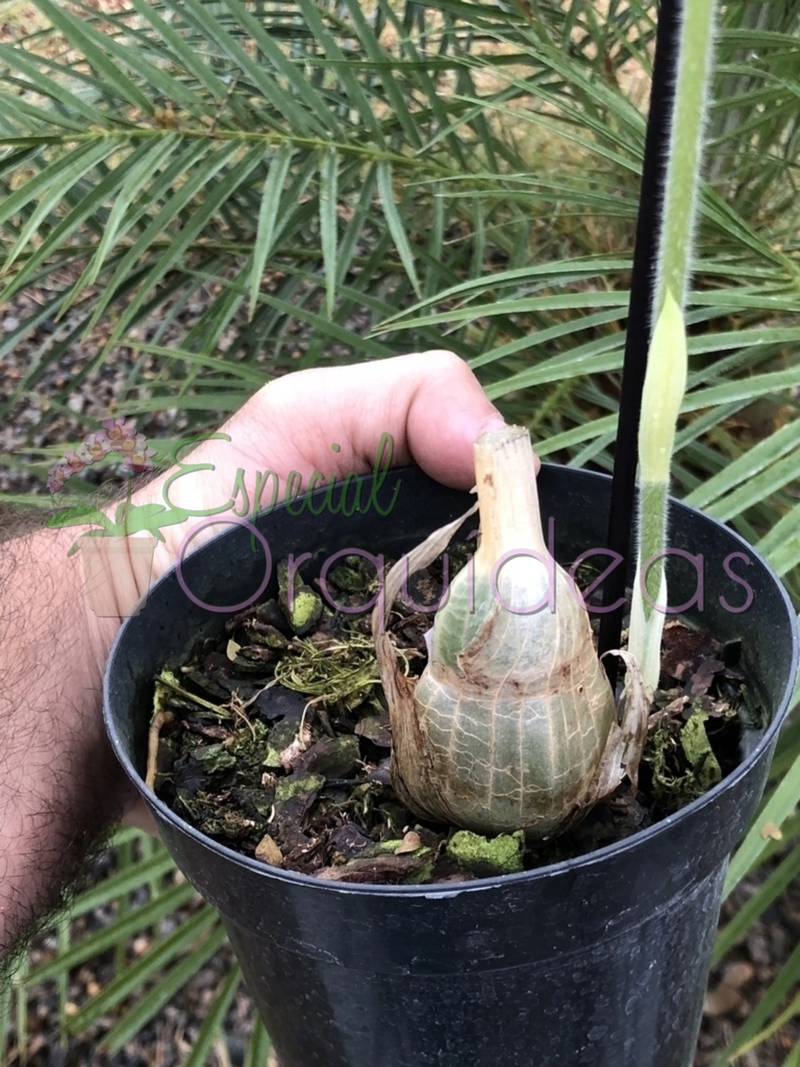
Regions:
[[0, 0, 798, 1063]]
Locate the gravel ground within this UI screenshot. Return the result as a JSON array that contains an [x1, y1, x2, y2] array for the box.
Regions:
[[1, 293, 798, 1065], [0, 288, 218, 501], [697, 860, 800, 1066]]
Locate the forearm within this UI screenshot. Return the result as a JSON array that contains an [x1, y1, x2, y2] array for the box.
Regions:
[[0, 437, 279, 962], [0, 525, 132, 961]]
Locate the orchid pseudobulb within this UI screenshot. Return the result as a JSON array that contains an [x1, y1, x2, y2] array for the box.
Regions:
[[374, 426, 646, 840]]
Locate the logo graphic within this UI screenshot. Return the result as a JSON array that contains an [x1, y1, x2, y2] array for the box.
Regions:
[[47, 416, 156, 492], [46, 424, 755, 620], [46, 417, 173, 618], [46, 417, 185, 557]]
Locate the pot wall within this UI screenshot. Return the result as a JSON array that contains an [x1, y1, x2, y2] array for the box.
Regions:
[[105, 466, 798, 1067]]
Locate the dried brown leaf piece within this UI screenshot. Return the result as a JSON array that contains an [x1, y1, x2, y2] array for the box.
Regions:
[[394, 830, 423, 854], [354, 713, 392, 748], [279, 721, 313, 771], [703, 961, 754, 1017], [759, 820, 783, 841], [255, 833, 284, 867], [315, 852, 429, 884]]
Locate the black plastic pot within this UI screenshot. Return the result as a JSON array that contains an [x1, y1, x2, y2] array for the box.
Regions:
[[104, 465, 798, 1067]]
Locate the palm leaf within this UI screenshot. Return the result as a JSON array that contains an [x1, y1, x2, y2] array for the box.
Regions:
[[1, 2, 799, 1063]]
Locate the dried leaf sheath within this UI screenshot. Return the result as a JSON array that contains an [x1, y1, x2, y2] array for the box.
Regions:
[[373, 428, 619, 838]]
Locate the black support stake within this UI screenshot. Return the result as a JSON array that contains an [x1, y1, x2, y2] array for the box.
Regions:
[[598, 0, 684, 687]]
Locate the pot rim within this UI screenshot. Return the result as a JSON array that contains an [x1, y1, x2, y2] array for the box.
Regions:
[[104, 465, 799, 898]]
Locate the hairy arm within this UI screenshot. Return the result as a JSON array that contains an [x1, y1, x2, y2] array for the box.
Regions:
[[0, 525, 131, 963]]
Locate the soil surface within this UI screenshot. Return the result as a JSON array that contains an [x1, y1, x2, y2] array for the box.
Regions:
[[149, 551, 755, 886]]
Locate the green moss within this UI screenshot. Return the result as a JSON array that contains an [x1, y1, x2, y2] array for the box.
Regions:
[[405, 856, 436, 884], [274, 627, 380, 713], [275, 773, 325, 803], [263, 746, 283, 769], [447, 829, 525, 875], [189, 744, 236, 773], [370, 838, 406, 855], [680, 709, 721, 791], [290, 589, 323, 635], [277, 559, 323, 636]]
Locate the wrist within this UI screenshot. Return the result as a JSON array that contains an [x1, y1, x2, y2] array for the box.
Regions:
[[83, 528, 161, 623], [43, 524, 126, 664]]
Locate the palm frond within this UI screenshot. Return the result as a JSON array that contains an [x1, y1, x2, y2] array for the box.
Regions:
[[1, 1, 799, 1062]]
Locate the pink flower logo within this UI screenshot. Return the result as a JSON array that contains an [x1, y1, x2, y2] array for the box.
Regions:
[[102, 416, 138, 447], [117, 432, 148, 457], [77, 430, 113, 463], [125, 443, 158, 474], [62, 448, 88, 474], [48, 418, 154, 493], [47, 463, 70, 493], [46, 419, 184, 560]]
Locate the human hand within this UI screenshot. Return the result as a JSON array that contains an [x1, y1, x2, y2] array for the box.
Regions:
[[133, 350, 513, 584], [108, 351, 518, 831], [2, 351, 519, 935]]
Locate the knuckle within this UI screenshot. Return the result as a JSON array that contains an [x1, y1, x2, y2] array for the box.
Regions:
[[420, 350, 470, 378]]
